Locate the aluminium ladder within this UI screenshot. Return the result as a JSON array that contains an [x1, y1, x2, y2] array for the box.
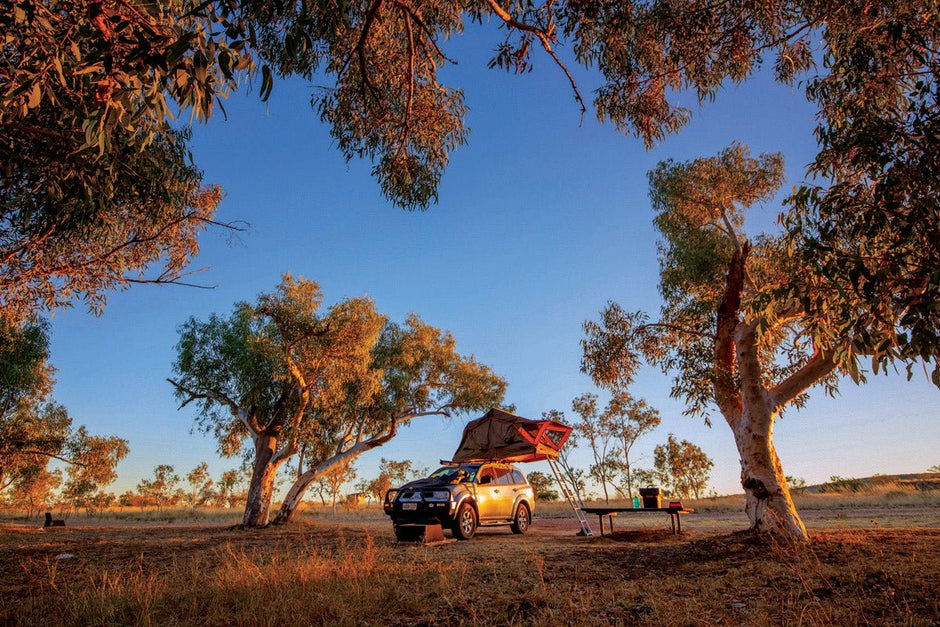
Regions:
[[547, 458, 593, 537]]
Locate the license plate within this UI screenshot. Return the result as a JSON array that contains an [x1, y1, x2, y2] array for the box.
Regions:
[[402, 503, 417, 510]]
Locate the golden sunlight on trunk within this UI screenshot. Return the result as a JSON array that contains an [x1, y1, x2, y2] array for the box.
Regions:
[[733, 409, 808, 540]]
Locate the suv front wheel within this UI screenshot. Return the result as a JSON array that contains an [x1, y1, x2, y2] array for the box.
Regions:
[[452, 502, 477, 540], [510, 503, 530, 534]]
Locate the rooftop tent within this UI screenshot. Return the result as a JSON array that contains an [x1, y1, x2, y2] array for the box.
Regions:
[[451, 408, 573, 463]]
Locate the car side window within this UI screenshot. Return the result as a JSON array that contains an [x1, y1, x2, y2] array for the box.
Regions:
[[494, 466, 514, 485], [478, 467, 495, 484], [510, 470, 525, 485]]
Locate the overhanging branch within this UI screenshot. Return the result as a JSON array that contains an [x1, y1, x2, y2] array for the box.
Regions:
[[485, 0, 586, 119]]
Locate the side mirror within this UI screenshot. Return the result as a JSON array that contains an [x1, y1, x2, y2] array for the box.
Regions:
[[479, 476, 492, 485]]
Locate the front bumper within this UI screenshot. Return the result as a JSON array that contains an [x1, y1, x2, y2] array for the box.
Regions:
[[384, 495, 457, 526]]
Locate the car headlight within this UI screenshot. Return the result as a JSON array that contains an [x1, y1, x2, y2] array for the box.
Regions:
[[423, 490, 451, 501]]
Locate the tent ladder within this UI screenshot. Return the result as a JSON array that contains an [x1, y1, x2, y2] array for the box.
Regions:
[[547, 458, 593, 537]]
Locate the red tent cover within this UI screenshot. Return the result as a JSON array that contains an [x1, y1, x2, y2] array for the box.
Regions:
[[450, 408, 573, 463]]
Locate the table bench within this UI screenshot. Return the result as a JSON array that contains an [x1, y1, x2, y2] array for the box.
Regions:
[[581, 506, 695, 536]]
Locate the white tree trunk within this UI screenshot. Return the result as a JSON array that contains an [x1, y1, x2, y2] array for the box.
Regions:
[[273, 468, 314, 524], [273, 447, 360, 524], [242, 434, 285, 528], [733, 405, 807, 540]]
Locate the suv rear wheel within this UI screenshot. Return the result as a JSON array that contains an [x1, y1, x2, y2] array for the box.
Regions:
[[510, 503, 530, 534], [452, 502, 477, 540]]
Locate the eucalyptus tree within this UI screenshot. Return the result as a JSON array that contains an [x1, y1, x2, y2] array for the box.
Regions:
[[605, 390, 661, 500], [185, 462, 214, 509], [570, 393, 622, 503], [169, 274, 504, 527], [582, 145, 838, 539], [272, 312, 505, 523], [136, 465, 182, 510], [6, 466, 60, 519], [0, 320, 128, 496], [653, 435, 713, 500]]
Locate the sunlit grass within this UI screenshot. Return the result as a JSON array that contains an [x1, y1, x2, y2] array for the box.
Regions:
[[2, 521, 937, 626]]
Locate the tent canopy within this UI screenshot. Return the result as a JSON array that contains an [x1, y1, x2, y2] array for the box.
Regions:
[[450, 408, 573, 463]]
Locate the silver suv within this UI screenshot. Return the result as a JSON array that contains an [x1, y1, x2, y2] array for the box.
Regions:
[[384, 462, 534, 540]]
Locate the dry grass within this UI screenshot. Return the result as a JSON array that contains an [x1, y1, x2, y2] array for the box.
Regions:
[[1, 503, 938, 626]]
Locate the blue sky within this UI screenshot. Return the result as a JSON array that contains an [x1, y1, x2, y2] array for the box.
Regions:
[[47, 23, 939, 497]]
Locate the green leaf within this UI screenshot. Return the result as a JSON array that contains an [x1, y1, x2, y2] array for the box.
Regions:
[[260, 65, 273, 101]]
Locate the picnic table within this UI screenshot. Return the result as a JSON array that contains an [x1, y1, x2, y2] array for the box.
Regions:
[[581, 506, 695, 536]]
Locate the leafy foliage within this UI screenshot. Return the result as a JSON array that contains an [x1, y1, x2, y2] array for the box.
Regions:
[[0, 320, 128, 496], [2, 0, 229, 322], [653, 434, 713, 499], [784, 5, 940, 381], [7, 3, 939, 358]]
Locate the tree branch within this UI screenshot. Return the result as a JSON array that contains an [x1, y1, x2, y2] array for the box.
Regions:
[[769, 349, 836, 410], [636, 322, 712, 339], [13, 450, 82, 466], [357, 0, 385, 102], [484, 0, 586, 119], [166, 378, 259, 435]]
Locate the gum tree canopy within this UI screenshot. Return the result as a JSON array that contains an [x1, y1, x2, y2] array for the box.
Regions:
[[6, 1, 938, 349], [2, 0, 226, 323], [169, 274, 505, 528]]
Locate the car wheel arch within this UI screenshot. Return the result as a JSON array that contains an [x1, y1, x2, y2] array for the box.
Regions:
[[459, 496, 478, 516]]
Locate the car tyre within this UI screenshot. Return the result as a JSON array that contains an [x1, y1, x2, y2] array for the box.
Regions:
[[393, 525, 410, 542], [510, 503, 530, 534], [452, 502, 477, 540]]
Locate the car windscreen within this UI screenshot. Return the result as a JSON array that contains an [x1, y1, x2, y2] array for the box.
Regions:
[[429, 465, 479, 483]]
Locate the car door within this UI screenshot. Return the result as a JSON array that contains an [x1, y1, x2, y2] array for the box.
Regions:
[[492, 465, 519, 519], [474, 465, 504, 522]]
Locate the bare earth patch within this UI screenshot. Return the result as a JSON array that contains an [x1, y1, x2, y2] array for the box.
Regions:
[[1, 507, 938, 625]]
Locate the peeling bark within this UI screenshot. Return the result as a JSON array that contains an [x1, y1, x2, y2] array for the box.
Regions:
[[714, 244, 747, 424]]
